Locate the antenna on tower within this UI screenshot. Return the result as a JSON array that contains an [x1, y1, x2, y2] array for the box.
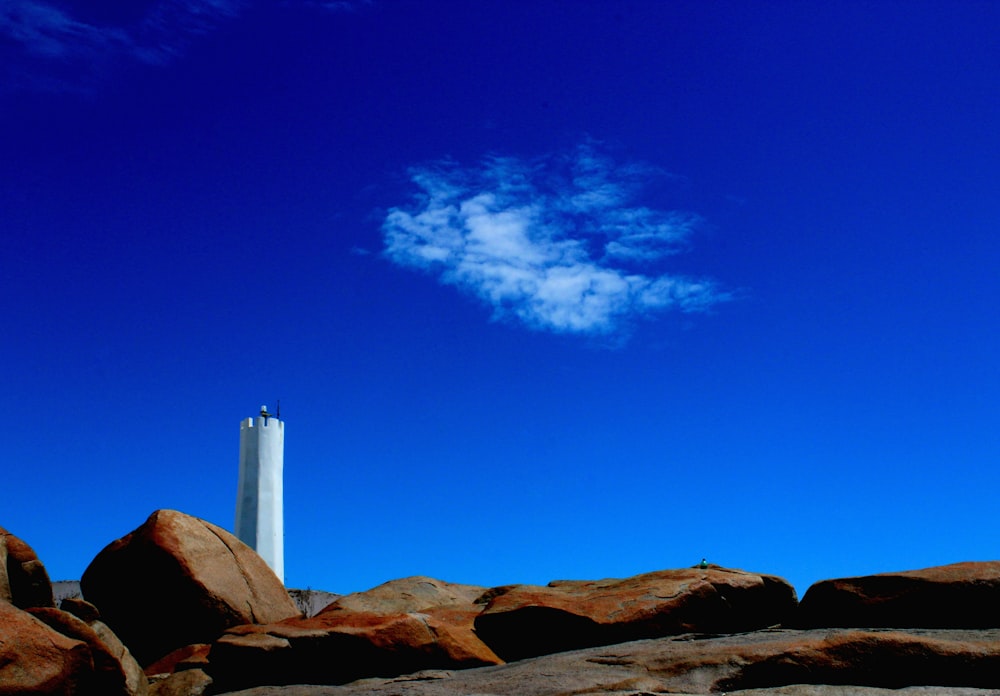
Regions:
[[276, 400, 281, 420]]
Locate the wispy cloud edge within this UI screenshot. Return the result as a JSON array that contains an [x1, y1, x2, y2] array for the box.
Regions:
[[382, 144, 730, 337], [0, 0, 243, 91]]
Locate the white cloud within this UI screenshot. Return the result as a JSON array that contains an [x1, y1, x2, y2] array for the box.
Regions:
[[382, 144, 730, 336]]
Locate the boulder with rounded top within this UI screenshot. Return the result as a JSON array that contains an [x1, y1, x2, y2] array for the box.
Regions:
[[0, 600, 92, 695], [0, 524, 54, 609], [797, 561, 1000, 628], [474, 565, 797, 660], [81, 509, 300, 666], [206, 576, 502, 692], [29, 606, 149, 696], [322, 576, 486, 615]]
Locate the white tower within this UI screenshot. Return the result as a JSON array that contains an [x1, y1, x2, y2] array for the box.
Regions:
[[235, 405, 284, 583]]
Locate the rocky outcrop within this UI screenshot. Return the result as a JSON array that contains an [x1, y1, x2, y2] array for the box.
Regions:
[[0, 599, 92, 695], [145, 645, 214, 696], [797, 561, 1000, 628], [8, 512, 1000, 695], [28, 606, 149, 696], [207, 577, 502, 692], [474, 565, 797, 660], [149, 668, 213, 696], [206, 628, 1000, 695], [322, 576, 485, 614], [144, 643, 212, 679], [1, 525, 55, 609], [81, 510, 300, 665]]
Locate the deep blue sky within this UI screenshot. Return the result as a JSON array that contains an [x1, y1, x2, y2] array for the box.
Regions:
[[2, 0, 998, 597]]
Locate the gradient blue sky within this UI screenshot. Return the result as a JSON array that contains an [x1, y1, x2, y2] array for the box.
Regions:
[[2, 0, 998, 597]]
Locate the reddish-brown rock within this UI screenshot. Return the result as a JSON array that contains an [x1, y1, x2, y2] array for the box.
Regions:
[[60, 597, 101, 623], [206, 578, 502, 692], [148, 668, 213, 696], [211, 610, 501, 691], [144, 644, 212, 679], [1, 525, 54, 609], [182, 628, 1000, 695], [797, 561, 1000, 628], [81, 509, 300, 666], [322, 576, 486, 614], [474, 565, 797, 660], [642, 629, 1000, 692], [28, 606, 148, 695], [0, 600, 92, 696], [301, 604, 501, 668]]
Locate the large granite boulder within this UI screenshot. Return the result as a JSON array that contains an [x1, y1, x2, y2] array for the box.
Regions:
[[797, 561, 1000, 628], [0, 599, 92, 695], [81, 509, 300, 666], [474, 565, 797, 660], [29, 605, 149, 696], [206, 576, 502, 691], [0, 524, 54, 609]]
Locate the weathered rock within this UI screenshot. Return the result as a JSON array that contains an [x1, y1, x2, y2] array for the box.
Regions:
[[90, 616, 150, 695], [474, 565, 797, 660], [60, 596, 101, 623], [144, 644, 212, 679], [149, 668, 213, 696], [81, 509, 300, 666], [797, 561, 1000, 628], [0, 600, 92, 695], [204, 575, 500, 691], [654, 629, 1000, 692], [321, 576, 485, 614], [28, 606, 149, 695], [208, 602, 503, 692], [0, 525, 55, 609], [216, 685, 1000, 696], [206, 628, 1000, 696]]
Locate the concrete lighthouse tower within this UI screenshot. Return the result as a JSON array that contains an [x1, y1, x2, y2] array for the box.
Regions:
[[235, 405, 284, 583]]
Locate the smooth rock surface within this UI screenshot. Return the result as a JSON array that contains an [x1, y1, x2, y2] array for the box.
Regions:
[[28, 606, 149, 696], [149, 668, 214, 696], [0, 600, 92, 696], [208, 603, 502, 692], [798, 561, 1000, 628], [144, 643, 212, 679], [209, 628, 1000, 696], [206, 575, 502, 691], [0, 524, 55, 609], [320, 576, 485, 614], [474, 565, 797, 660], [81, 509, 300, 665], [60, 597, 101, 623]]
